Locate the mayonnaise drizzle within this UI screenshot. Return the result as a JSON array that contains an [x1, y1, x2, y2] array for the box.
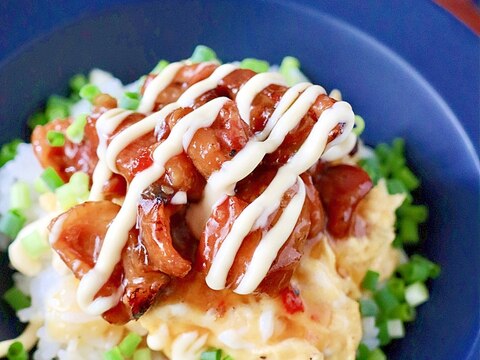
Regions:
[[81, 60, 355, 313], [236, 72, 286, 124], [235, 179, 305, 294], [187, 84, 330, 238], [77, 97, 229, 314], [90, 108, 133, 200], [137, 62, 184, 114]]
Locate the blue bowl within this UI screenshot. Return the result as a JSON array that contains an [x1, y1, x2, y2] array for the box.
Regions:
[[1, 1, 479, 359]]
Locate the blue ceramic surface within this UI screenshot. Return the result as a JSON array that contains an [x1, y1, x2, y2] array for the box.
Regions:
[[0, 1, 478, 359]]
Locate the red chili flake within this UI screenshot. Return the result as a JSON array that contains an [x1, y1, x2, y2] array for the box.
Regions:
[[280, 286, 304, 314]]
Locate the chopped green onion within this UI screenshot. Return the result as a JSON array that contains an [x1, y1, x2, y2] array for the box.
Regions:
[[359, 298, 379, 317], [386, 178, 408, 195], [392, 235, 403, 248], [10, 181, 31, 210], [353, 115, 365, 136], [240, 58, 270, 73], [47, 130, 66, 147], [70, 93, 81, 102], [55, 184, 78, 210], [69, 172, 90, 195], [45, 95, 70, 121], [69, 74, 88, 93], [103, 346, 123, 360], [190, 45, 218, 63], [133, 348, 151, 360], [387, 319, 405, 339], [390, 303, 416, 322], [399, 217, 419, 244], [33, 177, 50, 194], [405, 282, 429, 307], [392, 138, 405, 157], [66, 114, 88, 143], [45, 106, 69, 121], [21, 230, 49, 259], [397, 204, 428, 222], [39, 167, 65, 191], [119, 92, 141, 110], [366, 348, 386, 360], [386, 277, 405, 301], [397, 260, 430, 284], [374, 286, 400, 315], [376, 321, 391, 346], [3, 287, 31, 311], [28, 112, 48, 129], [7, 341, 28, 360], [0, 209, 26, 239], [279, 56, 309, 86], [79, 84, 101, 103], [394, 167, 420, 191], [374, 143, 391, 163], [361, 270, 380, 291], [356, 343, 370, 360], [200, 348, 222, 360], [0, 139, 22, 167], [151, 60, 169, 74], [55, 171, 90, 210], [389, 155, 406, 175], [407, 254, 441, 280], [358, 157, 382, 185], [118, 332, 142, 357]]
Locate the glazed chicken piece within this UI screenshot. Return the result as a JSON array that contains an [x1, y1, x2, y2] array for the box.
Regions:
[[50, 201, 171, 324], [42, 62, 369, 323]]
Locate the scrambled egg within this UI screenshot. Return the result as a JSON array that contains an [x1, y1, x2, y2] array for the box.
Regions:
[[331, 180, 405, 298], [13, 181, 403, 360], [137, 181, 403, 359]]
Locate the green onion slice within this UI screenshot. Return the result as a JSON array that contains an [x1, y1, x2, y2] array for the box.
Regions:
[[361, 270, 380, 291], [359, 298, 379, 317], [405, 282, 429, 307], [387, 319, 405, 339], [374, 286, 400, 315], [66, 114, 88, 144], [133, 348, 151, 360], [69, 74, 88, 93], [279, 56, 309, 86], [0, 209, 26, 239], [10, 181, 31, 210], [45, 95, 70, 121], [353, 115, 365, 136], [366, 348, 386, 360], [21, 229, 49, 259], [103, 346, 123, 360], [119, 92, 141, 110], [151, 60, 169, 74], [39, 167, 65, 191], [118, 332, 142, 357], [27, 112, 48, 130], [240, 58, 270, 73], [0, 139, 22, 167], [79, 84, 101, 103], [7, 341, 28, 360], [190, 45, 218, 63], [47, 130, 66, 147], [3, 287, 31, 312], [200, 348, 222, 360]]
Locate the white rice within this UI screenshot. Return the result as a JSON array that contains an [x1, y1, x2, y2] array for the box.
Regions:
[[0, 69, 136, 360], [0, 144, 44, 249]]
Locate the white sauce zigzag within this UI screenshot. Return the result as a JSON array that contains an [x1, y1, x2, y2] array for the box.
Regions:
[[70, 61, 355, 315]]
